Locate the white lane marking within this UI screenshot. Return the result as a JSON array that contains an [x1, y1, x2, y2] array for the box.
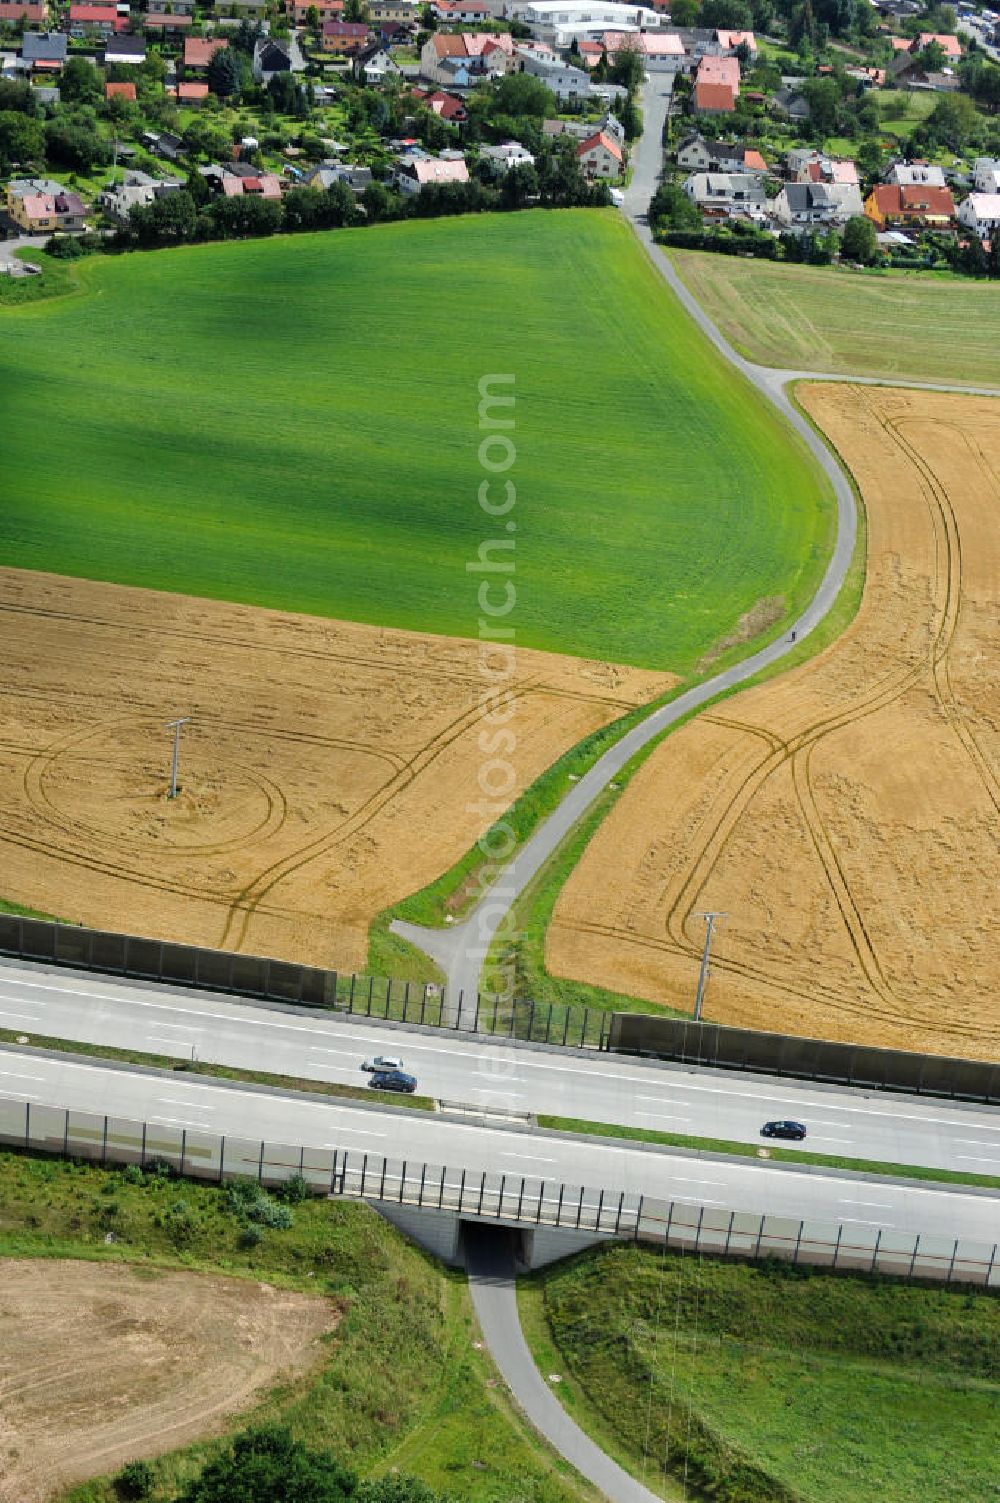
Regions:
[[0, 1070, 44, 1081], [0, 1012, 44, 1022], [6, 976, 1000, 1134], [838, 1200, 893, 1208], [837, 1216, 897, 1228], [497, 1153, 559, 1163], [954, 1139, 1000, 1149], [809, 1136, 853, 1144], [955, 1155, 1000, 1166]]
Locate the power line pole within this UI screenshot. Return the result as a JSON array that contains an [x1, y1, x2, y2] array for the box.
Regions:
[[165, 717, 190, 800], [693, 911, 725, 1023]]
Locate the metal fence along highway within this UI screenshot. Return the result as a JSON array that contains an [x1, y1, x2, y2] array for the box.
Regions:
[[2, 915, 999, 1104], [1, 1094, 998, 1288]]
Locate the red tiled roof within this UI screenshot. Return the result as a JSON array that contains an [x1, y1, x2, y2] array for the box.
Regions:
[[178, 80, 208, 98], [70, 3, 117, 17], [578, 129, 623, 162], [694, 81, 736, 111], [869, 183, 955, 218], [184, 35, 227, 65], [143, 11, 193, 24], [105, 80, 136, 97], [0, 2, 46, 17]]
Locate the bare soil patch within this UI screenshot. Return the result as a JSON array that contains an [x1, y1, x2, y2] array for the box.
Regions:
[[0, 569, 673, 969], [549, 387, 1000, 1059], [0, 1259, 335, 1502]]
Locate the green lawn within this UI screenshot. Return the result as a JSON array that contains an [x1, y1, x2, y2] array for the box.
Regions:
[[672, 250, 1000, 387], [0, 211, 831, 672], [523, 1244, 1000, 1503], [0, 1149, 590, 1503]]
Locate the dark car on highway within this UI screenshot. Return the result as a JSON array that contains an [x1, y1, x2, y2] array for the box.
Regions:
[[761, 1120, 807, 1141], [369, 1069, 418, 1095]]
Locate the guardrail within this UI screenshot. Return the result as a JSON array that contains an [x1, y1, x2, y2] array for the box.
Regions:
[[1, 915, 998, 1104], [1, 1095, 997, 1288]]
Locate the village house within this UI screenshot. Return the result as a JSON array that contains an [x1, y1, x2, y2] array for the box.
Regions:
[[353, 39, 398, 80], [143, 13, 194, 32], [105, 79, 136, 99], [432, 0, 491, 20], [20, 30, 67, 70], [176, 80, 209, 101], [577, 128, 623, 180], [957, 192, 1000, 242], [516, 44, 592, 100], [772, 179, 864, 226], [884, 161, 947, 188], [252, 36, 291, 80], [7, 177, 88, 231], [203, 162, 283, 198], [411, 86, 468, 122], [183, 35, 227, 70], [518, 0, 662, 46], [394, 154, 470, 193], [712, 27, 756, 57], [864, 182, 955, 228], [772, 84, 809, 120], [322, 19, 371, 52], [678, 130, 766, 173], [419, 30, 513, 86], [288, 0, 343, 19], [368, 0, 416, 20], [98, 169, 180, 224], [147, 0, 195, 12], [602, 28, 687, 70], [103, 32, 146, 63], [68, 4, 127, 37], [786, 148, 858, 185], [693, 80, 736, 113], [973, 156, 1000, 193], [0, 2, 47, 23], [302, 160, 372, 193], [480, 139, 535, 171], [684, 169, 766, 216]]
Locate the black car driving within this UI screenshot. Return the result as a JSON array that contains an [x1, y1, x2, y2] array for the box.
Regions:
[[369, 1068, 418, 1095], [761, 1119, 807, 1141]]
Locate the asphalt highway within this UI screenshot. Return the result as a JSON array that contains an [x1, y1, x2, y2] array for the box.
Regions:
[[2, 961, 999, 1187]]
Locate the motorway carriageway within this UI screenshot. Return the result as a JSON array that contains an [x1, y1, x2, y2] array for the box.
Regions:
[[1, 959, 999, 1186]]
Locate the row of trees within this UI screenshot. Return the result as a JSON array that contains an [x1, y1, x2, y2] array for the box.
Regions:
[[111, 141, 610, 250]]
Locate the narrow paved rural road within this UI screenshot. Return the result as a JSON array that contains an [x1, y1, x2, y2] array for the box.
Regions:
[[393, 76, 860, 1013], [465, 1225, 667, 1503]]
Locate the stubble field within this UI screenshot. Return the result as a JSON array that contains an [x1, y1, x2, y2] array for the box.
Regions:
[[0, 568, 673, 968], [0, 1259, 333, 1503], [548, 385, 1000, 1059]]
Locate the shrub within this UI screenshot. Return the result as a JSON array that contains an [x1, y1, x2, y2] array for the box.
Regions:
[[115, 1458, 155, 1499], [279, 1172, 311, 1204]]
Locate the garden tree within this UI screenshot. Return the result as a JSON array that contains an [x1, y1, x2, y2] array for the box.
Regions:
[[360, 179, 397, 219], [962, 56, 1000, 112], [174, 1427, 357, 1503], [268, 70, 311, 115], [789, 0, 818, 49], [855, 134, 884, 180], [60, 55, 104, 105], [491, 71, 556, 117], [670, 0, 698, 23], [608, 41, 644, 90], [45, 117, 110, 172], [918, 37, 947, 70], [841, 212, 877, 263], [0, 109, 44, 165], [0, 77, 32, 112], [232, 19, 263, 53], [801, 75, 841, 135], [700, 0, 751, 25], [305, 2, 320, 25], [208, 47, 244, 99], [537, 135, 591, 204], [620, 92, 642, 140], [648, 178, 701, 230], [182, 118, 234, 159], [499, 159, 539, 207], [915, 89, 979, 150], [127, 189, 198, 244], [344, 0, 370, 18], [143, 47, 167, 83], [419, 2, 437, 27], [208, 192, 282, 237], [750, 0, 774, 29]]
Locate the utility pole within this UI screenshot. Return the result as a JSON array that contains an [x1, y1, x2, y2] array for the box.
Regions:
[[165, 717, 190, 800], [693, 911, 725, 1023]]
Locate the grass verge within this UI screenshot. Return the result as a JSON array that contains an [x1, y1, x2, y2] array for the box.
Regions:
[[521, 1242, 1000, 1503], [0, 1146, 591, 1503], [537, 1115, 1000, 1193], [0, 1029, 435, 1113]]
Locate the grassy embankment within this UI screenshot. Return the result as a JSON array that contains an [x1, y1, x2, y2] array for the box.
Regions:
[[519, 1242, 1000, 1503], [0, 1147, 593, 1503]]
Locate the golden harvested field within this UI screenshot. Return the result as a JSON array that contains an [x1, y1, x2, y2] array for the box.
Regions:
[[0, 570, 673, 969], [548, 386, 1000, 1060], [0, 1260, 334, 1502]]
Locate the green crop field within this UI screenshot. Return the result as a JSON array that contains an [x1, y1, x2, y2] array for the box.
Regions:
[[522, 1243, 1000, 1503], [672, 250, 1000, 388], [0, 212, 831, 672]]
